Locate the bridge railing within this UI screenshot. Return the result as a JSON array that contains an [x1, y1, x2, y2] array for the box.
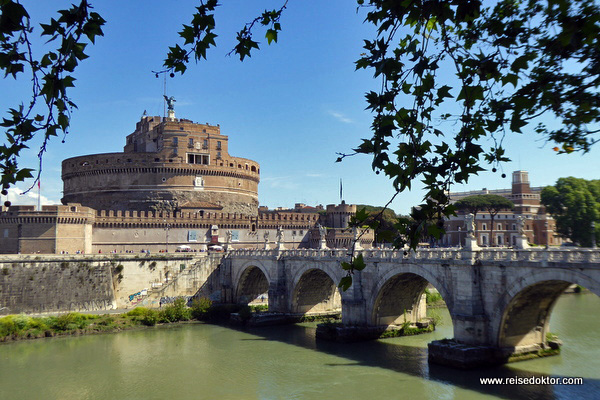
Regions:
[[227, 247, 600, 265]]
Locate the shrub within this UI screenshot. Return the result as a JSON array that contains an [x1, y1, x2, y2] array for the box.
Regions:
[[249, 304, 268, 312], [126, 307, 151, 317], [0, 316, 18, 336], [425, 289, 443, 305], [159, 298, 191, 323], [50, 313, 88, 331], [28, 317, 48, 331], [190, 298, 212, 321], [96, 316, 115, 327], [428, 310, 443, 327], [140, 309, 159, 326]]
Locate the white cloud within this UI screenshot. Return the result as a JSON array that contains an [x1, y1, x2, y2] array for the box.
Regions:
[[327, 110, 353, 124], [4, 186, 60, 207], [261, 176, 300, 190]]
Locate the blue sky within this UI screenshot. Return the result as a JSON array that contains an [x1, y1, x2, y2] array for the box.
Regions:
[[2, 1, 599, 214]]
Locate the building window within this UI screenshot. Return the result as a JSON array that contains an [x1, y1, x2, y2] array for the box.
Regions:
[[216, 151, 221, 159], [188, 138, 194, 147], [173, 137, 178, 147], [187, 154, 210, 165], [497, 223, 502, 231], [482, 223, 487, 231], [216, 141, 222, 150], [203, 139, 208, 149]]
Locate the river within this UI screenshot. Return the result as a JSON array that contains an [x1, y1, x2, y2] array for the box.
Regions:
[[1, 293, 598, 400]]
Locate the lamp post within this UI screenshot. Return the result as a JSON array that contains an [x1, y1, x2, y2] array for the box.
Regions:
[[592, 221, 597, 249]]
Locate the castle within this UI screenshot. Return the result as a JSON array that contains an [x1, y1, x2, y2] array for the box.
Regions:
[[0, 110, 373, 254]]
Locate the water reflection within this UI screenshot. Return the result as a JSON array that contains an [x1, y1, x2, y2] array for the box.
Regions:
[[0, 294, 598, 400]]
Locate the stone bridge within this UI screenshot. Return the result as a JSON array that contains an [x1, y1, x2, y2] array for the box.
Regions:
[[220, 247, 600, 367]]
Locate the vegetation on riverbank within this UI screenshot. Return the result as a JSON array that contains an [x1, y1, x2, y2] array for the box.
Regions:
[[425, 288, 446, 308], [0, 297, 274, 342]]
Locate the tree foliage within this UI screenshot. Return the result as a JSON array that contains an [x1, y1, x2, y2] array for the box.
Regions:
[[343, 0, 600, 253], [454, 195, 489, 219], [541, 177, 600, 247], [355, 204, 405, 244], [0, 0, 104, 196]]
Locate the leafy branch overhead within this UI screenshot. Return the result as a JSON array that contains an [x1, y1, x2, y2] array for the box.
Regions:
[[163, 0, 288, 75], [341, 0, 600, 251], [0, 0, 105, 194]]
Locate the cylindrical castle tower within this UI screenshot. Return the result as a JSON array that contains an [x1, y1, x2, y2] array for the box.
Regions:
[[62, 115, 260, 216]]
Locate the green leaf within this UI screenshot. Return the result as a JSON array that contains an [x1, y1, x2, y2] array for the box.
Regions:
[[352, 253, 366, 271], [341, 261, 353, 271], [338, 276, 353, 291], [265, 29, 277, 45]]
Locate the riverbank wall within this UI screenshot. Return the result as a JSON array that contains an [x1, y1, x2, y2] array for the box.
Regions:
[[0, 253, 223, 315]]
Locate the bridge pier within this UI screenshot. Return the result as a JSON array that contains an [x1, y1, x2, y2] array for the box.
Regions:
[[341, 270, 368, 325]]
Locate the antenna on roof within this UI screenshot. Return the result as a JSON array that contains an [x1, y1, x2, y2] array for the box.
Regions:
[[163, 73, 167, 118]]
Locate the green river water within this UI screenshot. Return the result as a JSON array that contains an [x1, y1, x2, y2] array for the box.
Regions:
[[1, 293, 598, 400]]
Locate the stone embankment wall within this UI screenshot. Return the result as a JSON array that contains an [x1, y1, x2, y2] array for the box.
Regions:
[[0, 254, 224, 315], [0, 256, 115, 315]]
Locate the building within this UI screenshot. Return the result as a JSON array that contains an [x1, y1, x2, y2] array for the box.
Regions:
[[440, 170, 561, 247], [61, 114, 259, 216], [1, 111, 373, 254]]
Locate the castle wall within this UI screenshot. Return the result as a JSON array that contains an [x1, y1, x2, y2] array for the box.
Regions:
[[62, 155, 259, 214]]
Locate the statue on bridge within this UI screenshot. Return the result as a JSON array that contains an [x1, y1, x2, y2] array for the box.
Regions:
[[316, 223, 328, 250], [516, 215, 526, 237], [317, 223, 327, 239], [465, 213, 475, 238], [263, 231, 270, 250], [275, 226, 285, 250], [225, 230, 232, 251]]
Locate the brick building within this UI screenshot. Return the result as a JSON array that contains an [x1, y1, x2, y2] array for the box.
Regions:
[[440, 170, 561, 247]]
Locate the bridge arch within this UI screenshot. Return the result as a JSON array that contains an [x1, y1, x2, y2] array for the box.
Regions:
[[368, 264, 453, 327], [492, 268, 600, 349], [289, 261, 342, 315], [233, 261, 271, 305]]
